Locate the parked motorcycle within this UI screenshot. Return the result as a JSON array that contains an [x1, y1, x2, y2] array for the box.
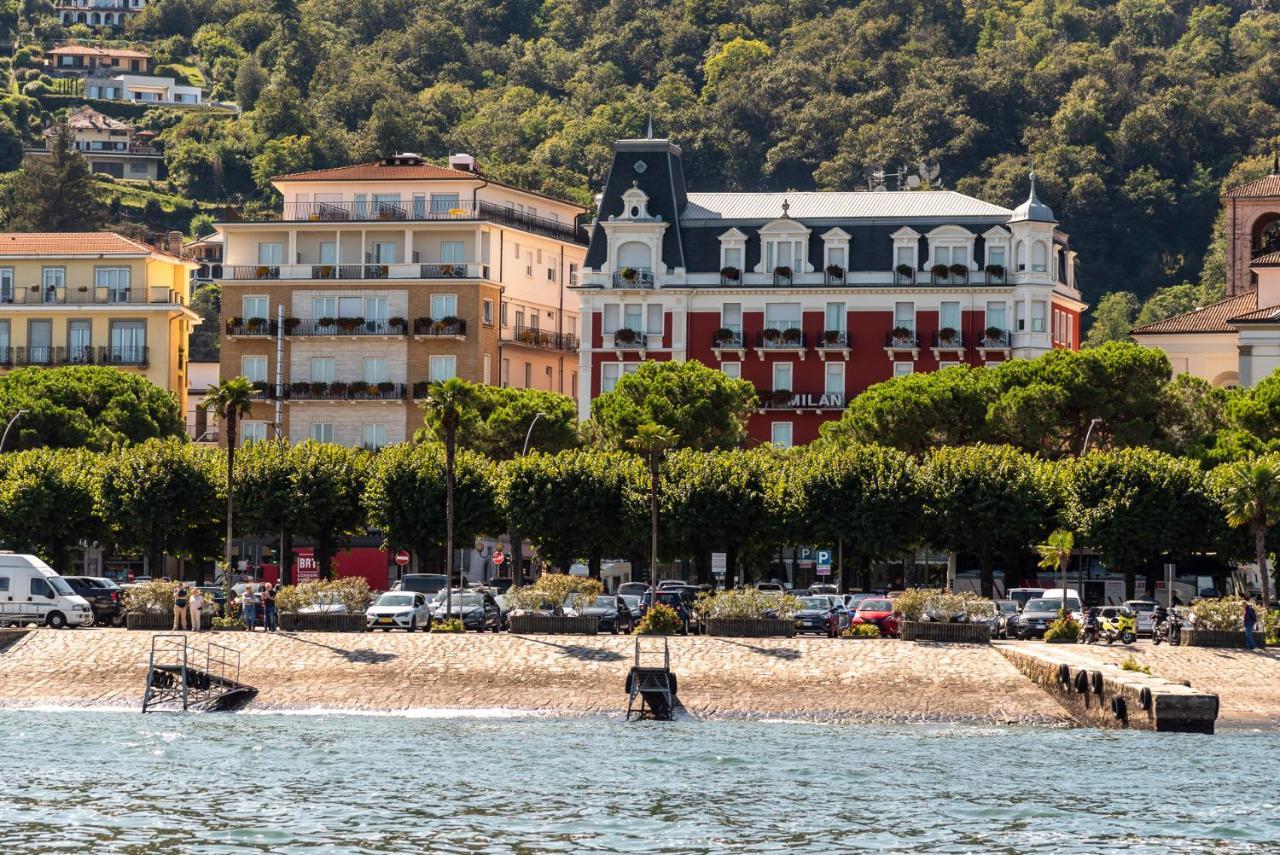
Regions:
[[1078, 608, 1101, 645], [1100, 608, 1137, 645], [1152, 607, 1183, 646]]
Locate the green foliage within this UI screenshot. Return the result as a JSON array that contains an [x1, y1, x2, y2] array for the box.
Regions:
[[364, 442, 500, 562], [0, 448, 102, 572], [820, 367, 988, 454], [0, 113, 23, 173], [634, 602, 682, 635], [590, 360, 757, 451], [188, 283, 221, 362], [843, 623, 883, 639], [1043, 617, 1081, 643], [274, 578, 374, 614], [2, 120, 103, 231], [0, 366, 184, 451], [505, 574, 603, 613], [891, 589, 939, 623], [1120, 655, 1152, 675], [287, 441, 371, 577], [97, 439, 224, 573], [429, 618, 465, 632], [213, 615, 246, 630], [252, 134, 313, 195], [697, 588, 798, 620], [123, 580, 180, 614], [1084, 293, 1138, 347], [416, 380, 579, 459], [1188, 596, 1249, 631]]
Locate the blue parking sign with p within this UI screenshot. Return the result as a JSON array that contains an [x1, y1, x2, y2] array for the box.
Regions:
[[816, 549, 833, 575]]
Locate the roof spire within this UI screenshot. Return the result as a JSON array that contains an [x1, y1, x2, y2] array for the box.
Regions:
[[1028, 171, 1039, 202], [645, 114, 654, 140]]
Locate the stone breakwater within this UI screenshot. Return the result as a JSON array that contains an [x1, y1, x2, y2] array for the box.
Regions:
[[0, 629, 1066, 724]]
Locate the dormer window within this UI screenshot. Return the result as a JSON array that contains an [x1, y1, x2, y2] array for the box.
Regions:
[[755, 219, 812, 274], [618, 184, 654, 220], [821, 228, 851, 273], [925, 225, 975, 271], [718, 228, 747, 273]]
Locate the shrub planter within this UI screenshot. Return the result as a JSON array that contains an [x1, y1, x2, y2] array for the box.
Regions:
[[899, 621, 990, 643], [280, 613, 367, 633], [508, 614, 599, 635], [706, 618, 796, 638], [1180, 629, 1266, 649], [127, 612, 212, 631]]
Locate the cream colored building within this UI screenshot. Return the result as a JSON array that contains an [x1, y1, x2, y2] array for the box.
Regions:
[[0, 232, 200, 412], [216, 153, 587, 447], [1133, 168, 1280, 388], [30, 106, 161, 180]]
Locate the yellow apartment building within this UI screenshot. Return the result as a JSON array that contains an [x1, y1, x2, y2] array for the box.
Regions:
[[0, 232, 200, 413], [216, 153, 588, 448]]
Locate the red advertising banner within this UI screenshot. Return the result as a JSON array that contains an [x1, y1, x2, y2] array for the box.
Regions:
[[295, 547, 319, 581]]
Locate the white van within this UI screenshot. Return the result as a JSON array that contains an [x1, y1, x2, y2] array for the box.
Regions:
[[0, 553, 94, 629]]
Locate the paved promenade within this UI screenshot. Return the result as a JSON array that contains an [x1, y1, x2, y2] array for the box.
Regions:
[[0, 629, 1065, 724]]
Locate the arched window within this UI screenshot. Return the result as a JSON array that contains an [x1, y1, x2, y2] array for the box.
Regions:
[[1032, 241, 1047, 273], [90, 11, 100, 24], [1015, 240, 1026, 271], [615, 241, 651, 272]]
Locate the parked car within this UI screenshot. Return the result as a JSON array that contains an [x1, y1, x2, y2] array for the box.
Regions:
[[849, 598, 899, 637], [793, 596, 840, 637], [809, 584, 839, 596], [756, 582, 784, 592], [817, 594, 852, 631], [0, 554, 94, 629], [1125, 599, 1158, 635], [994, 599, 1021, 638], [637, 590, 692, 634], [969, 601, 1000, 636], [657, 580, 687, 591], [580, 595, 635, 634], [398, 574, 449, 595], [299, 591, 347, 614], [618, 582, 649, 598], [431, 591, 502, 632], [366, 591, 432, 631], [61, 576, 125, 626], [1006, 587, 1047, 609], [619, 594, 643, 617], [1007, 597, 1071, 639]]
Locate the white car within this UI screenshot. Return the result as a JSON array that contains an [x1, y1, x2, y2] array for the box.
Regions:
[[0, 553, 94, 629], [300, 592, 347, 614], [1125, 599, 1158, 634], [365, 592, 431, 631]]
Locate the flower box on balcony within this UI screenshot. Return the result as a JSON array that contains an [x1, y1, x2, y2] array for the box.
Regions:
[[225, 316, 242, 333], [348, 381, 371, 395], [328, 382, 349, 396], [614, 327, 638, 344], [773, 265, 793, 284], [290, 382, 310, 397], [413, 317, 433, 334], [618, 266, 639, 283], [336, 316, 364, 331], [822, 329, 843, 345], [930, 263, 949, 280], [412, 381, 430, 398], [762, 328, 781, 343], [317, 317, 336, 328], [377, 381, 396, 394], [938, 327, 960, 346], [283, 317, 302, 332], [713, 327, 738, 347], [388, 317, 407, 330], [719, 266, 741, 283], [782, 327, 802, 344], [245, 317, 268, 333], [948, 263, 969, 279], [315, 264, 335, 279], [984, 264, 1005, 279], [896, 263, 914, 279]]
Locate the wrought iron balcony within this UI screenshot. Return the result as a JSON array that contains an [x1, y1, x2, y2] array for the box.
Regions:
[[510, 325, 578, 352], [757, 326, 805, 349], [931, 330, 964, 349], [227, 262, 489, 281], [815, 330, 848, 349], [977, 329, 1011, 348], [611, 329, 648, 349], [612, 269, 655, 289], [712, 327, 744, 349], [98, 345, 148, 366], [885, 330, 919, 348], [413, 317, 467, 337], [279, 382, 407, 401]]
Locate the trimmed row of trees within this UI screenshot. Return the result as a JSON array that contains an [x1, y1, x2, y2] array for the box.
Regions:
[[3, 436, 1275, 605]]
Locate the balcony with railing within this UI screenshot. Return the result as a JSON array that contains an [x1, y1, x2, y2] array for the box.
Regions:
[[611, 328, 648, 349], [931, 330, 964, 351], [99, 345, 149, 366], [1, 345, 145, 367], [757, 323, 805, 351], [884, 329, 919, 352], [611, 268, 655, 289], [226, 262, 489, 282], [229, 199, 588, 245], [413, 317, 467, 338], [711, 325, 744, 352], [976, 328, 1012, 350], [508, 325, 578, 352], [0, 284, 179, 305], [815, 330, 848, 349], [275, 381, 407, 402]]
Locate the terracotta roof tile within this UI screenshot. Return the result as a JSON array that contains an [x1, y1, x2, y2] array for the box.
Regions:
[[1251, 251, 1280, 266], [50, 44, 150, 59], [1224, 174, 1280, 198], [1228, 305, 1280, 323], [0, 232, 157, 257], [276, 161, 479, 182], [1130, 291, 1256, 335]]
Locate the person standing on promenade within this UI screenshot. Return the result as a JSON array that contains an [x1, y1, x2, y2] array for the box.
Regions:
[[242, 584, 258, 631], [262, 582, 278, 633], [1243, 599, 1258, 650], [173, 583, 189, 631], [189, 588, 205, 632]]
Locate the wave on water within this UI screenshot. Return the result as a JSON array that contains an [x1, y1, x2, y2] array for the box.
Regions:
[[239, 705, 572, 719]]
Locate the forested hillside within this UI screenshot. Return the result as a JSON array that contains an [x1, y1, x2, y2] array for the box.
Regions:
[[8, 0, 1280, 330]]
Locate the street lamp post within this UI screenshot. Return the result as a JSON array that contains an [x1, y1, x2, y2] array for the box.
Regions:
[[1081, 417, 1102, 456], [507, 412, 547, 585], [0, 410, 28, 452]]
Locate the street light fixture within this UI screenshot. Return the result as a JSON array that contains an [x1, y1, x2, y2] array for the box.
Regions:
[[522, 411, 547, 456], [0, 409, 28, 452], [505, 412, 548, 585], [1081, 417, 1102, 456]]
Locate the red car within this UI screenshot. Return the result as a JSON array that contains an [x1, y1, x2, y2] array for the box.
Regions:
[[849, 598, 899, 637]]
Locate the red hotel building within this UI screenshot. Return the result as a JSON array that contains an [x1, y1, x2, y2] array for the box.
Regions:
[[573, 136, 1086, 445]]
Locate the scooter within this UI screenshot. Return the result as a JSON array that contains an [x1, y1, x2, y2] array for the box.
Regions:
[[1100, 610, 1137, 645], [1152, 609, 1183, 646], [1078, 609, 1101, 645]]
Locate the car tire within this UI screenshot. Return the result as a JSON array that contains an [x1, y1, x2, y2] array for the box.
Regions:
[[46, 611, 67, 629], [1122, 631, 1135, 645]]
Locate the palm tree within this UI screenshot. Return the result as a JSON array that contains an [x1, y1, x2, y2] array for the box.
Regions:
[[422, 378, 474, 617], [204, 377, 256, 588], [627, 423, 678, 593], [1036, 529, 1075, 620], [1212, 455, 1280, 609]]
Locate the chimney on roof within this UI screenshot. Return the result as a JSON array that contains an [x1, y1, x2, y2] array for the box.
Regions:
[[383, 152, 424, 166], [449, 153, 477, 173], [166, 230, 183, 258]]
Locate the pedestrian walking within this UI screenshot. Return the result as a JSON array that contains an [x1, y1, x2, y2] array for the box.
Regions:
[[189, 588, 206, 632], [173, 583, 189, 631], [1243, 598, 1258, 650], [262, 582, 278, 632], [242, 584, 258, 630]]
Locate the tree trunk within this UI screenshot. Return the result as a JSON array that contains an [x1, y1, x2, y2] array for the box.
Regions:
[[648, 457, 659, 587], [225, 417, 236, 576], [280, 530, 293, 586], [725, 544, 739, 589], [589, 550, 602, 578], [979, 553, 993, 599], [445, 425, 456, 614], [317, 536, 333, 580], [1255, 520, 1272, 610], [1124, 569, 1135, 601]]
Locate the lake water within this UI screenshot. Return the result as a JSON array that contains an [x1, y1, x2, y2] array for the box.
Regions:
[[1, 709, 1277, 853]]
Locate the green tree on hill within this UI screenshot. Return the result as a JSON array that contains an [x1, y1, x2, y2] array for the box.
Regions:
[[3, 121, 103, 232]]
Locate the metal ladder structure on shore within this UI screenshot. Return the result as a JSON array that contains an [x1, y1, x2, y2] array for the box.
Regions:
[[625, 637, 677, 721], [141, 634, 258, 713]]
